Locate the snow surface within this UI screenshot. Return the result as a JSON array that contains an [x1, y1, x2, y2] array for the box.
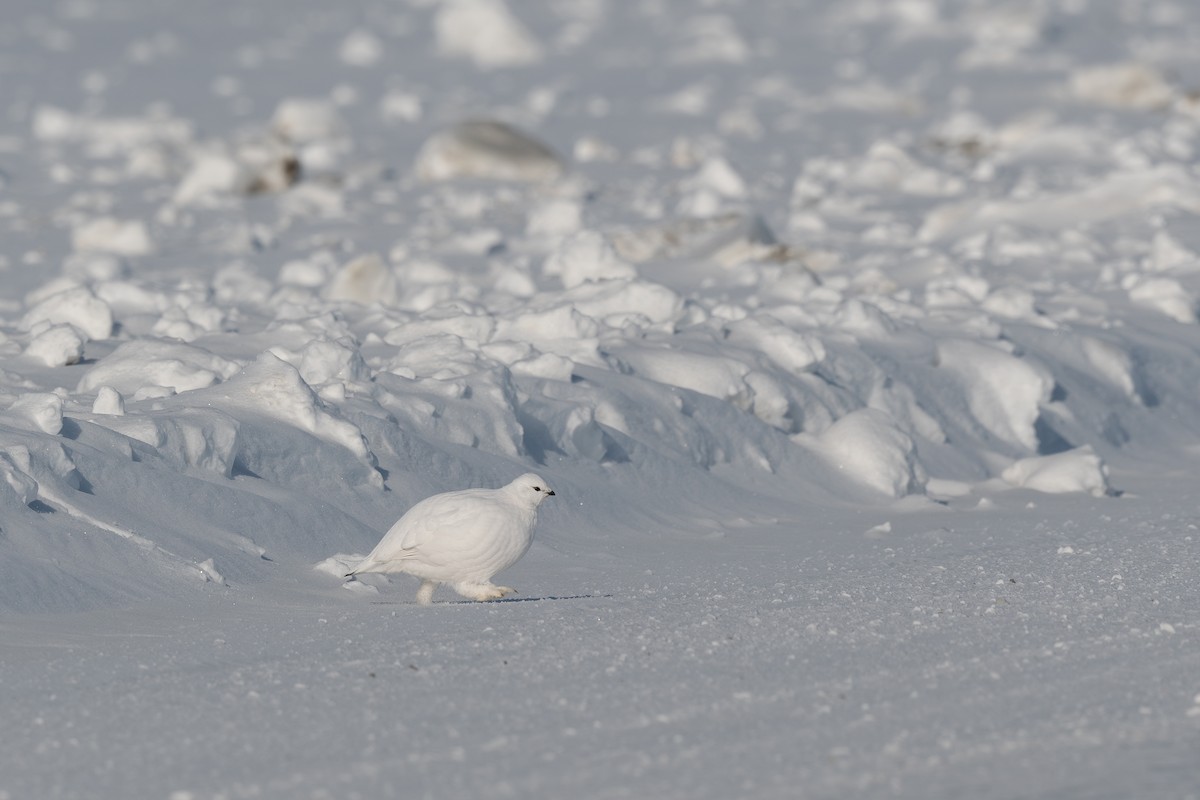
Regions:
[[2, 0, 1200, 797]]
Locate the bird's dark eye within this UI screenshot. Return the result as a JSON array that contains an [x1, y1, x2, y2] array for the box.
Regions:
[[532, 486, 541, 491]]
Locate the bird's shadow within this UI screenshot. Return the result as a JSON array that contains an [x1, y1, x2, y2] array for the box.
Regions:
[[370, 594, 613, 606]]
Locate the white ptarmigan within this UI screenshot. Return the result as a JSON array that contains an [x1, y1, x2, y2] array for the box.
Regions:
[[345, 473, 555, 604]]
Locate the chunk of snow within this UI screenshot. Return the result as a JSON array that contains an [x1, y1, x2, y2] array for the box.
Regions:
[[72, 217, 153, 257], [91, 386, 126, 416], [848, 141, 963, 196], [196, 558, 226, 585], [1126, 276, 1196, 323], [0, 448, 39, 507], [24, 324, 86, 366], [683, 157, 748, 200], [543, 231, 637, 288], [324, 253, 397, 306], [380, 89, 422, 123], [314, 553, 364, 578], [812, 409, 927, 498], [173, 152, 243, 205], [671, 15, 749, 64], [1070, 63, 1174, 110], [4, 393, 64, 435], [919, 167, 1200, 242], [415, 120, 563, 183], [338, 29, 384, 67], [1002, 447, 1109, 496], [526, 197, 583, 239], [22, 287, 113, 341], [610, 213, 793, 268], [201, 352, 379, 480], [77, 340, 240, 396], [435, 0, 543, 69], [936, 340, 1052, 452], [271, 98, 347, 144]]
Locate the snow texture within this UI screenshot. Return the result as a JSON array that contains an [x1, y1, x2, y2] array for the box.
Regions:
[[2, 0, 1200, 798]]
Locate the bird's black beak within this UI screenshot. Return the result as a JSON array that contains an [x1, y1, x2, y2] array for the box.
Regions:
[[547, 490, 556, 496]]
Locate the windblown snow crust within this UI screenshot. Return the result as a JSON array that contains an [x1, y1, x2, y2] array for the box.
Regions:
[[2, 0, 1200, 612]]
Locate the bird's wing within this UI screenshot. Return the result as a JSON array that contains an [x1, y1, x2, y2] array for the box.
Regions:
[[358, 489, 493, 565]]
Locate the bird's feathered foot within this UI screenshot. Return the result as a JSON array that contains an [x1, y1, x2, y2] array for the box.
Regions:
[[453, 582, 516, 602], [416, 580, 437, 605]]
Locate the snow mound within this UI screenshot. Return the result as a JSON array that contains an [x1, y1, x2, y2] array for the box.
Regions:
[[919, 167, 1200, 242], [3, 393, 64, 436], [24, 325, 86, 367], [195, 352, 380, 485], [935, 340, 1052, 452], [1002, 447, 1109, 497], [77, 340, 241, 396], [811, 409, 926, 498], [22, 287, 113, 342]]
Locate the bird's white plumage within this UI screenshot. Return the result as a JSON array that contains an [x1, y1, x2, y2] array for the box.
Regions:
[[347, 473, 555, 604]]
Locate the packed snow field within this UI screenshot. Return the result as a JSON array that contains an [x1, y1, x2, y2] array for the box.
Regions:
[[2, 0, 1200, 796]]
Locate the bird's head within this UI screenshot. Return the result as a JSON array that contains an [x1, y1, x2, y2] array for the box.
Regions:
[[510, 473, 556, 506]]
